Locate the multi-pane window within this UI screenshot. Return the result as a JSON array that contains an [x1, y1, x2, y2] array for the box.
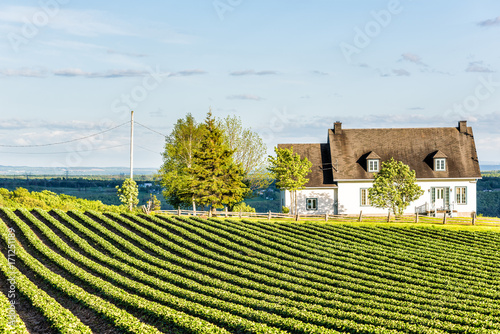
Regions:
[[306, 198, 318, 210], [368, 159, 379, 172], [360, 188, 370, 206], [435, 158, 446, 171], [456, 186, 467, 204]]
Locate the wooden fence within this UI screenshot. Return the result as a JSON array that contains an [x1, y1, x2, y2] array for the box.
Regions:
[[155, 208, 500, 227]]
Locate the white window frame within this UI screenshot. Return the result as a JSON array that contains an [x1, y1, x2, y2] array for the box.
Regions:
[[360, 188, 371, 206], [456, 186, 467, 205], [367, 159, 379, 173], [306, 198, 318, 211], [434, 158, 446, 171]]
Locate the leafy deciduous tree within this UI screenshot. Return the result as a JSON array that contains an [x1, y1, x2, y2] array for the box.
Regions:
[[368, 158, 424, 219], [116, 178, 139, 211], [267, 146, 312, 215], [157, 114, 206, 210], [217, 115, 271, 191]]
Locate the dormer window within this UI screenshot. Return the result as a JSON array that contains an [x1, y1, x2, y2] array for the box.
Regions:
[[366, 151, 381, 173], [432, 150, 447, 172], [368, 159, 379, 172], [435, 158, 446, 171]]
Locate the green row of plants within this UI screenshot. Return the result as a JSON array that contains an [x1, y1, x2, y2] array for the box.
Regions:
[[0, 217, 93, 333], [317, 223, 500, 278], [1, 207, 217, 334], [242, 218, 500, 297], [0, 254, 29, 334], [157, 214, 500, 316], [276, 219, 500, 283], [80, 209, 500, 331], [128, 213, 500, 330], [211, 217, 500, 296], [88, 210, 470, 332], [157, 214, 500, 325], [30, 209, 324, 334], [50, 210, 432, 333]]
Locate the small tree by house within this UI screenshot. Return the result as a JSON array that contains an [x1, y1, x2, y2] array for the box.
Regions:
[[268, 146, 312, 215], [368, 158, 424, 219], [116, 178, 139, 211]]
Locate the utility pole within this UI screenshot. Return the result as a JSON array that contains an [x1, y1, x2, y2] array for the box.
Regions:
[[130, 110, 134, 180]]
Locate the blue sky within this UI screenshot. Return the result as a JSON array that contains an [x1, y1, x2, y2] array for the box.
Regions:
[[1, 0, 500, 169]]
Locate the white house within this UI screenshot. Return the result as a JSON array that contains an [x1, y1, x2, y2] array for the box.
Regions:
[[279, 121, 481, 217]]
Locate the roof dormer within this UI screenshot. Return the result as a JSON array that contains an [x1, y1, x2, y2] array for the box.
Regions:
[[432, 150, 447, 171], [366, 151, 381, 172]]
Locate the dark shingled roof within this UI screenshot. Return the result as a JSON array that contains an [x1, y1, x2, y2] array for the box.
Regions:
[[278, 122, 481, 187], [277, 143, 335, 188]]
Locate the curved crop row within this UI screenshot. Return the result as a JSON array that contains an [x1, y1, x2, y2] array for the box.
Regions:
[[1, 207, 222, 334], [0, 217, 92, 334]]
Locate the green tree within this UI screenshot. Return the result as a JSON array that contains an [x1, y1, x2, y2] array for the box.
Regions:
[[267, 146, 312, 215], [157, 114, 206, 210], [217, 115, 271, 191], [188, 112, 249, 211], [116, 178, 139, 211], [368, 158, 424, 219]]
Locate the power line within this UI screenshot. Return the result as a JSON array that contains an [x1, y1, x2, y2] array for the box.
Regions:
[[137, 145, 162, 154], [0, 121, 130, 148], [0, 144, 128, 155], [134, 121, 168, 137]]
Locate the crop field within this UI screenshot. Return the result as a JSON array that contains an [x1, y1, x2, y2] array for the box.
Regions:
[[1, 209, 500, 333]]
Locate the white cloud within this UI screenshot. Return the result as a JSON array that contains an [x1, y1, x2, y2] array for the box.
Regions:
[[229, 70, 278, 76], [393, 68, 410, 76], [478, 16, 500, 27], [465, 61, 494, 73], [227, 94, 264, 101], [0, 68, 47, 77], [400, 53, 427, 67]]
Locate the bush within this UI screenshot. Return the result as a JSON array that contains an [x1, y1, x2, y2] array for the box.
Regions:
[[232, 202, 256, 213], [282, 206, 290, 214], [0, 187, 125, 212]]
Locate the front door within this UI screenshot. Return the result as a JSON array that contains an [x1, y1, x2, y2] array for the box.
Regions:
[[435, 188, 444, 210]]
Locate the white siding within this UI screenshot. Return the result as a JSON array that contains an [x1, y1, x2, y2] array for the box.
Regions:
[[283, 179, 477, 216], [337, 179, 477, 216], [282, 188, 338, 215]]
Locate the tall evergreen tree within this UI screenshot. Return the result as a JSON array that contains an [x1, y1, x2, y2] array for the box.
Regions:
[[188, 112, 249, 211]]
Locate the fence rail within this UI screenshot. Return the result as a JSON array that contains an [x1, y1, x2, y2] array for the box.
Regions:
[[154, 208, 500, 227]]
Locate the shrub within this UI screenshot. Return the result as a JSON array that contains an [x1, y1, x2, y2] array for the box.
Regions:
[[232, 202, 256, 213], [282, 206, 290, 214]]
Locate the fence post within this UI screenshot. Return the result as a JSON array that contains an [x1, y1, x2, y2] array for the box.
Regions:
[[268, 211, 271, 220], [225, 207, 228, 218], [472, 211, 476, 225], [208, 209, 212, 218], [177, 206, 181, 216], [387, 210, 391, 222], [239, 209, 242, 219], [443, 213, 447, 224], [295, 214, 299, 221], [358, 210, 363, 222], [415, 212, 419, 223], [325, 213, 328, 222]]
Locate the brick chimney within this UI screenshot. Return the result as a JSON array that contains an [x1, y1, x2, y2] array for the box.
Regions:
[[458, 120, 467, 133], [333, 121, 342, 135]]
